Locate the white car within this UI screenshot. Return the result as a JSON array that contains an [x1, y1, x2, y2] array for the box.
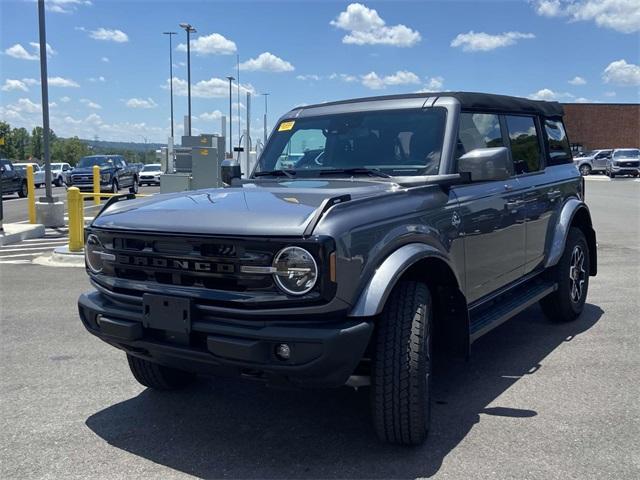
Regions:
[[13, 163, 45, 188], [50, 162, 73, 186], [139, 163, 162, 186]]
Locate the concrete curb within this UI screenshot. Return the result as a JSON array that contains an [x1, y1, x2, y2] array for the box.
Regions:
[[33, 245, 85, 268], [0, 223, 46, 246]]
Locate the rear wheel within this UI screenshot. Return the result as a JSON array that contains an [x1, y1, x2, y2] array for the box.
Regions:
[[127, 354, 195, 390], [540, 227, 589, 322], [129, 177, 139, 194], [110, 179, 118, 193], [371, 280, 432, 445]]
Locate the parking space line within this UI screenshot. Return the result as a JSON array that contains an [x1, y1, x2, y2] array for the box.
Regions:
[[0, 245, 64, 253]]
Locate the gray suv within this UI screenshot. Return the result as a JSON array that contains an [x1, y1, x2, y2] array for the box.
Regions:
[[77, 92, 597, 445]]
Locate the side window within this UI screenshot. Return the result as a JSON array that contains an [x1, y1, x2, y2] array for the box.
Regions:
[[456, 112, 503, 160], [3, 161, 13, 171], [595, 150, 611, 159], [544, 118, 572, 163], [505, 115, 541, 174]]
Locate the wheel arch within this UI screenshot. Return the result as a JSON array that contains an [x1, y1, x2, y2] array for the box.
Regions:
[[349, 243, 469, 358], [545, 198, 597, 276]]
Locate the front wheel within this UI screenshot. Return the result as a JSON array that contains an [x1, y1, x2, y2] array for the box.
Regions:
[[110, 179, 119, 193], [127, 354, 195, 390], [18, 181, 28, 198], [371, 280, 432, 445], [540, 227, 590, 322], [579, 164, 591, 176]]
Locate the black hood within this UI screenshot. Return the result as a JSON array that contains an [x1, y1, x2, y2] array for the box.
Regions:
[[91, 179, 397, 236], [73, 165, 113, 175]]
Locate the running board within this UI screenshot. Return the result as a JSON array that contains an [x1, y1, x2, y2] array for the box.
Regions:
[[469, 281, 557, 342]]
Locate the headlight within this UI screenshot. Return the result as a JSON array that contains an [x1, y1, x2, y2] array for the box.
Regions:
[[100, 173, 110, 182], [272, 246, 318, 295], [85, 234, 105, 273]]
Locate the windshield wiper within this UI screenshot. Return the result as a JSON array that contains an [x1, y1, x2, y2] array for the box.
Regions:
[[254, 169, 296, 178], [318, 167, 392, 179]]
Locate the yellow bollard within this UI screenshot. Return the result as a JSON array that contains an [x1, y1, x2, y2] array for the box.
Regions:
[[93, 165, 101, 206], [26, 164, 36, 224], [68, 187, 84, 252]]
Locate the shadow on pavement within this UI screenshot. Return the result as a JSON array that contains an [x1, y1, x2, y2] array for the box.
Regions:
[[86, 303, 602, 479]]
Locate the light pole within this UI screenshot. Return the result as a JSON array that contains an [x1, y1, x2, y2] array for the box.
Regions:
[[262, 93, 269, 145], [38, 0, 53, 202], [226, 76, 234, 157], [179, 22, 196, 137], [163, 31, 177, 139]]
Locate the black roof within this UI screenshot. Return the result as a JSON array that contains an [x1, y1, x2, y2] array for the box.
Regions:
[[293, 91, 564, 117]]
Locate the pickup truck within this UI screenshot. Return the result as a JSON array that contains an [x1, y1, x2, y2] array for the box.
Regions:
[[14, 162, 46, 188], [0, 159, 28, 197], [77, 92, 597, 445], [68, 155, 139, 193]]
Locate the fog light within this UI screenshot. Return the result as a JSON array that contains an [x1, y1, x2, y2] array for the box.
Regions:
[[275, 343, 291, 361]]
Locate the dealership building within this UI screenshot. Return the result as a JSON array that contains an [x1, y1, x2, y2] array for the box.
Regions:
[[562, 103, 640, 152]]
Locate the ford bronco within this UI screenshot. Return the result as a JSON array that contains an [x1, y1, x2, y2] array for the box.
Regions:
[[78, 92, 597, 445]]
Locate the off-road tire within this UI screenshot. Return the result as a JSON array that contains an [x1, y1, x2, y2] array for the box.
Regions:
[[18, 181, 28, 198], [371, 280, 432, 446], [127, 354, 195, 390], [540, 227, 590, 322]]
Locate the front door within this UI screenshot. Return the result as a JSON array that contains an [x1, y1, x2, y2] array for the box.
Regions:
[[452, 112, 526, 304], [593, 150, 611, 171]]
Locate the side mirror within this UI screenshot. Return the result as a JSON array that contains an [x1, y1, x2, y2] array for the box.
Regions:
[[458, 147, 511, 182], [221, 159, 241, 185]]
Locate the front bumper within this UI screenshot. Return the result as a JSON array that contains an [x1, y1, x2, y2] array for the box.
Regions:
[[610, 164, 639, 175], [78, 290, 372, 387]]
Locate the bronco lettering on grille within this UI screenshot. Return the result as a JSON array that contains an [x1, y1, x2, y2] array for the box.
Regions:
[[116, 254, 235, 273]]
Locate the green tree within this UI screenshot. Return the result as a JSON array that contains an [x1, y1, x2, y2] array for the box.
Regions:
[[30, 126, 57, 160], [0, 121, 16, 159], [11, 127, 30, 160], [52, 137, 90, 165]]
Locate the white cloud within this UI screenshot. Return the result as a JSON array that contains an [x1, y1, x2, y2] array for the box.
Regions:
[[163, 76, 255, 99], [603, 91, 617, 97], [125, 97, 158, 109], [8, 98, 41, 114], [89, 76, 106, 82], [46, 0, 92, 14], [568, 76, 587, 85], [22, 78, 39, 86], [329, 73, 358, 83], [176, 33, 236, 55], [330, 3, 421, 47], [1, 79, 29, 92], [239, 52, 294, 72], [450, 31, 535, 52], [296, 74, 322, 81], [533, 0, 640, 34], [361, 70, 420, 90], [29, 42, 56, 56], [101, 56, 109, 62], [199, 110, 223, 121], [48, 76, 80, 88], [417, 76, 445, 92], [4, 44, 37, 60], [528, 88, 575, 101], [89, 28, 129, 43], [59, 96, 71, 102], [574, 97, 591, 103], [602, 59, 640, 86], [80, 98, 102, 109]]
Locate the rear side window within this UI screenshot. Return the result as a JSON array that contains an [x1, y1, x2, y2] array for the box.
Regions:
[[456, 113, 503, 159], [544, 119, 572, 164], [505, 115, 541, 174]]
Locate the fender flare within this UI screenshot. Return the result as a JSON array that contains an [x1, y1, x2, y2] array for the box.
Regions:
[[348, 243, 456, 317], [545, 198, 596, 272]]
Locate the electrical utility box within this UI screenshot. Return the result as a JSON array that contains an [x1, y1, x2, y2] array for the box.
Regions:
[[191, 146, 222, 190]]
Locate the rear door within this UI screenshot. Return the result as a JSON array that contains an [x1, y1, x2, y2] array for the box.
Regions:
[[451, 112, 527, 303], [504, 114, 555, 274]]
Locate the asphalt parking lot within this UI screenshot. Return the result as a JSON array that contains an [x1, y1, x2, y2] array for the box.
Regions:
[[1, 178, 638, 479]]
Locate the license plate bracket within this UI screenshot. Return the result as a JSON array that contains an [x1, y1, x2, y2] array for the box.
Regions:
[[142, 294, 191, 334]]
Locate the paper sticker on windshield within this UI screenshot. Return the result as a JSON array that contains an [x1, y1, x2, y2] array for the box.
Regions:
[[278, 120, 295, 131]]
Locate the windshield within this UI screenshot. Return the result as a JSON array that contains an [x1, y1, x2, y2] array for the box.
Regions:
[[256, 109, 447, 177], [77, 156, 112, 168], [613, 149, 639, 158], [142, 164, 161, 171]]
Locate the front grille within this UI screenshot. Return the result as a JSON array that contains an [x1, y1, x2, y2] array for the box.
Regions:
[[99, 232, 281, 293], [72, 174, 93, 183]]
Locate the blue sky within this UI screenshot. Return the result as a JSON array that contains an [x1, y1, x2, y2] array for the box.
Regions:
[[1, 0, 639, 144]]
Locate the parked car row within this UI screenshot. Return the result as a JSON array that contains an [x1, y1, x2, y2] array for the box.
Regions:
[[574, 148, 640, 177]]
